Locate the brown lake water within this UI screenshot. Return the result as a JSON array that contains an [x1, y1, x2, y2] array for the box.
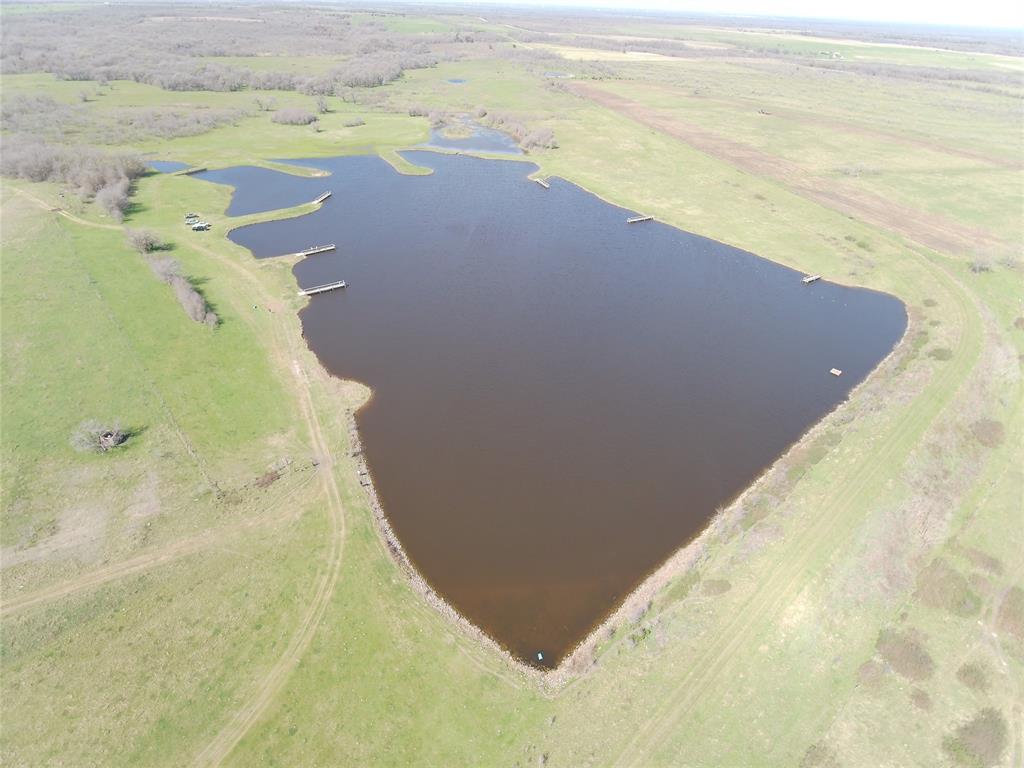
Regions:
[[199, 153, 906, 668]]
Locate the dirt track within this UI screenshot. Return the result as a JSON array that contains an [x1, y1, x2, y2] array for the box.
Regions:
[[6, 188, 349, 768]]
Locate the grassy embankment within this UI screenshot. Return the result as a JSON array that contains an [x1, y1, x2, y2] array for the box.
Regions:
[[2, 22, 1021, 767]]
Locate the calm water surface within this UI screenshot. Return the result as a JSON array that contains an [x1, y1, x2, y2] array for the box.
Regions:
[[421, 120, 522, 155], [147, 160, 190, 173], [202, 153, 906, 667]]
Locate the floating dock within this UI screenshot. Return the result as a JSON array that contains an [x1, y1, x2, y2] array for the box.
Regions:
[[534, 178, 550, 189], [802, 274, 822, 284], [299, 280, 346, 296], [627, 215, 654, 224], [174, 167, 207, 176], [298, 244, 336, 257], [313, 191, 332, 204], [830, 368, 843, 377]]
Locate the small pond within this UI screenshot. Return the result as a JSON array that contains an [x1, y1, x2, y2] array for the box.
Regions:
[[420, 118, 522, 155], [147, 160, 190, 173], [197, 152, 907, 667]]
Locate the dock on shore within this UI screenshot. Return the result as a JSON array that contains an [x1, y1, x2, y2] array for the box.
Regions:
[[802, 274, 822, 284], [174, 167, 207, 176], [534, 178, 550, 189], [298, 280, 346, 296], [313, 191, 332, 204], [297, 244, 336, 257], [627, 215, 654, 224]]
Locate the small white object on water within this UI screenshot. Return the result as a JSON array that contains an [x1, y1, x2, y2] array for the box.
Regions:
[[830, 368, 843, 377], [537, 652, 544, 661]]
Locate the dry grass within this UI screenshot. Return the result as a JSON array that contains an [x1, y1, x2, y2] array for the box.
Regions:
[[701, 579, 732, 596]]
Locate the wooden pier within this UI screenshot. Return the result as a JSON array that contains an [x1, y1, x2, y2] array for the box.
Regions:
[[313, 191, 332, 204], [627, 215, 654, 224], [298, 244, 336, 257], [174, 167, 207, 176], [534, 178, 550, 189], [299, 280, 346, 297], [802, 274, 822, 284]]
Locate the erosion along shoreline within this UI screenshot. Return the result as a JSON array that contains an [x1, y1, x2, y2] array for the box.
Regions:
[[334, 305, 914, 691]]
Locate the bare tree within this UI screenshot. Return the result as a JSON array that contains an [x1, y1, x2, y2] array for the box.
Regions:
[[315, 94, 330, 114], [94, 178, 130, 221], [126, 229, 163, 253]]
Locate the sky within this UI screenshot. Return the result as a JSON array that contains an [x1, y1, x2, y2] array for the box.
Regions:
[[451, 0, 1024, 30]]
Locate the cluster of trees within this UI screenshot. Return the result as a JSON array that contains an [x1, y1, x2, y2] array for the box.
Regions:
[[271, 108, 318, 125], [126, 230, 220, 327], [482, 112, 558, 152], [0, 137, 144, 219], [117, 106, 248, 138]]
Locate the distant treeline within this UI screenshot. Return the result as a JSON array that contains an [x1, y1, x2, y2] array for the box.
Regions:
[[0, 5, 501, 95]]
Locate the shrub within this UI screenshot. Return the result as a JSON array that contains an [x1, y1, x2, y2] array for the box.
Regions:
[[126, 229, 164, 253], [943, 708, 1007, 768], [71, 420, 128, 453], [271, 108, 317, 125], [970, 418, 1005, 448], [956, 662, 989, 692], [94, 178, 131, 221], [170, 275, 219, 326], [916, 558, 982, 617], [876, 628, 934, 681]]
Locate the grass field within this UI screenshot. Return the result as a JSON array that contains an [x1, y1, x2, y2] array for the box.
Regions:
[[1, 8, 1021, 767]]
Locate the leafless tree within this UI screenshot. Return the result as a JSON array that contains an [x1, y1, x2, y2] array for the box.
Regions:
[[126, 228, 163, 253]]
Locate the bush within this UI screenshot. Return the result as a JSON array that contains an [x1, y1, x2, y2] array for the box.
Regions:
[[145, 256, 218, 326], [94, 178, 130, 221], [876, 629, 934, 681], [271, 108, 317, 125], [126, 229, 164, 253], [71, 420, 128, 453], [943, 708, 1007, 768]]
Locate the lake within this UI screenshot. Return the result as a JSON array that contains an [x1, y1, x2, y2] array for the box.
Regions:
[[198, 153, 907, 667]]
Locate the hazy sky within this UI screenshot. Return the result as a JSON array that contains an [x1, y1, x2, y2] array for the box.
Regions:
[[461, 0, 1024, 29]]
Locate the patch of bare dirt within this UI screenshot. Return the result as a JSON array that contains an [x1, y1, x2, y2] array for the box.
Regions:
[[570, 84, 1007, 257], [2, 502, 109, 568]]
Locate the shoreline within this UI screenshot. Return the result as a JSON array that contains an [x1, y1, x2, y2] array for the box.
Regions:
[[213, 146, 916, 689], [341, 308, 915, 690], [339, 299, 917, 692]]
